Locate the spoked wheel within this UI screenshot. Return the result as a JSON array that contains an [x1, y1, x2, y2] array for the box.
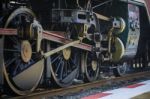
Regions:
[[49, 23, 81, 87], [82, 52, 99, 82], [2, 7, 44, 95], [50, 43, 79, 87], [113, 62, 128, 77]]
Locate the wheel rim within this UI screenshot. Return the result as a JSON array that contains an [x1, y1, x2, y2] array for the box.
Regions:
[[3, 8, 44, 95], [50, 43, 79, 87], [83, 52, 99, 82]]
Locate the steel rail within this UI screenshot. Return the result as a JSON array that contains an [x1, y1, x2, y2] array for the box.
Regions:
[[8, 71, 150, 99]]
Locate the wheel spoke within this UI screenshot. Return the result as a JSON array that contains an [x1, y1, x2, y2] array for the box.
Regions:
[[55, 58, 63, 74], [13, 60, 21, 76], [70, 57, 76, 67], [32, 54, 41, 60], [60, 61, 64, 80], [9, 36, 18, 44], [67, 61, 71, 72], [18, 15, 23, 25], [5, 57, 18, 67], [4, 49, 20, 52], [51, 54, 62, 63]]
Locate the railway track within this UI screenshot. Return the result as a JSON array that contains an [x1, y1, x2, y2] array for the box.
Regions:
[[2, 71, 149, 99]]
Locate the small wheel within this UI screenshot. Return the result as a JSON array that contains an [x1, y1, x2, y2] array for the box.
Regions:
[[50, 43, 79, 87], [3, 7, 44, 95], [82, 52, 99, 82], [113, 62, 128, 77]]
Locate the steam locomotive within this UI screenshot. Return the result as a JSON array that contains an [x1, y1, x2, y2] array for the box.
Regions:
[[0, 0, 149, 95]]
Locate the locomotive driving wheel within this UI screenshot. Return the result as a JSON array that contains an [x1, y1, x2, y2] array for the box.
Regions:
[[82, 51, 99, 82], [49, 43, 79, 87], [2, 7, 44, 95], [49, 23, 82, 87]]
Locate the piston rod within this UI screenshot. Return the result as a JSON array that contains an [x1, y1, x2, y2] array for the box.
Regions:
[[94, 13, 110, 21]]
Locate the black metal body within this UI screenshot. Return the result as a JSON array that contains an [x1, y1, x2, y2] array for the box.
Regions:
[[0, 0, 149, 96]]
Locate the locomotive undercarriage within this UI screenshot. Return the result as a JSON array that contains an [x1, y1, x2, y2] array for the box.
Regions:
[[0, 0, 149, 96]]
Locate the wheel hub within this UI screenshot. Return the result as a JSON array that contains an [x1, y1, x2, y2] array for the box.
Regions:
[[21, 40, 32, 63], [63, 48, 71, 60], [91, 60, 97, 71]]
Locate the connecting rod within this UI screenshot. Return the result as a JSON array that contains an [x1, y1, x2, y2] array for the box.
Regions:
[[43, 40, 81, 58]]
